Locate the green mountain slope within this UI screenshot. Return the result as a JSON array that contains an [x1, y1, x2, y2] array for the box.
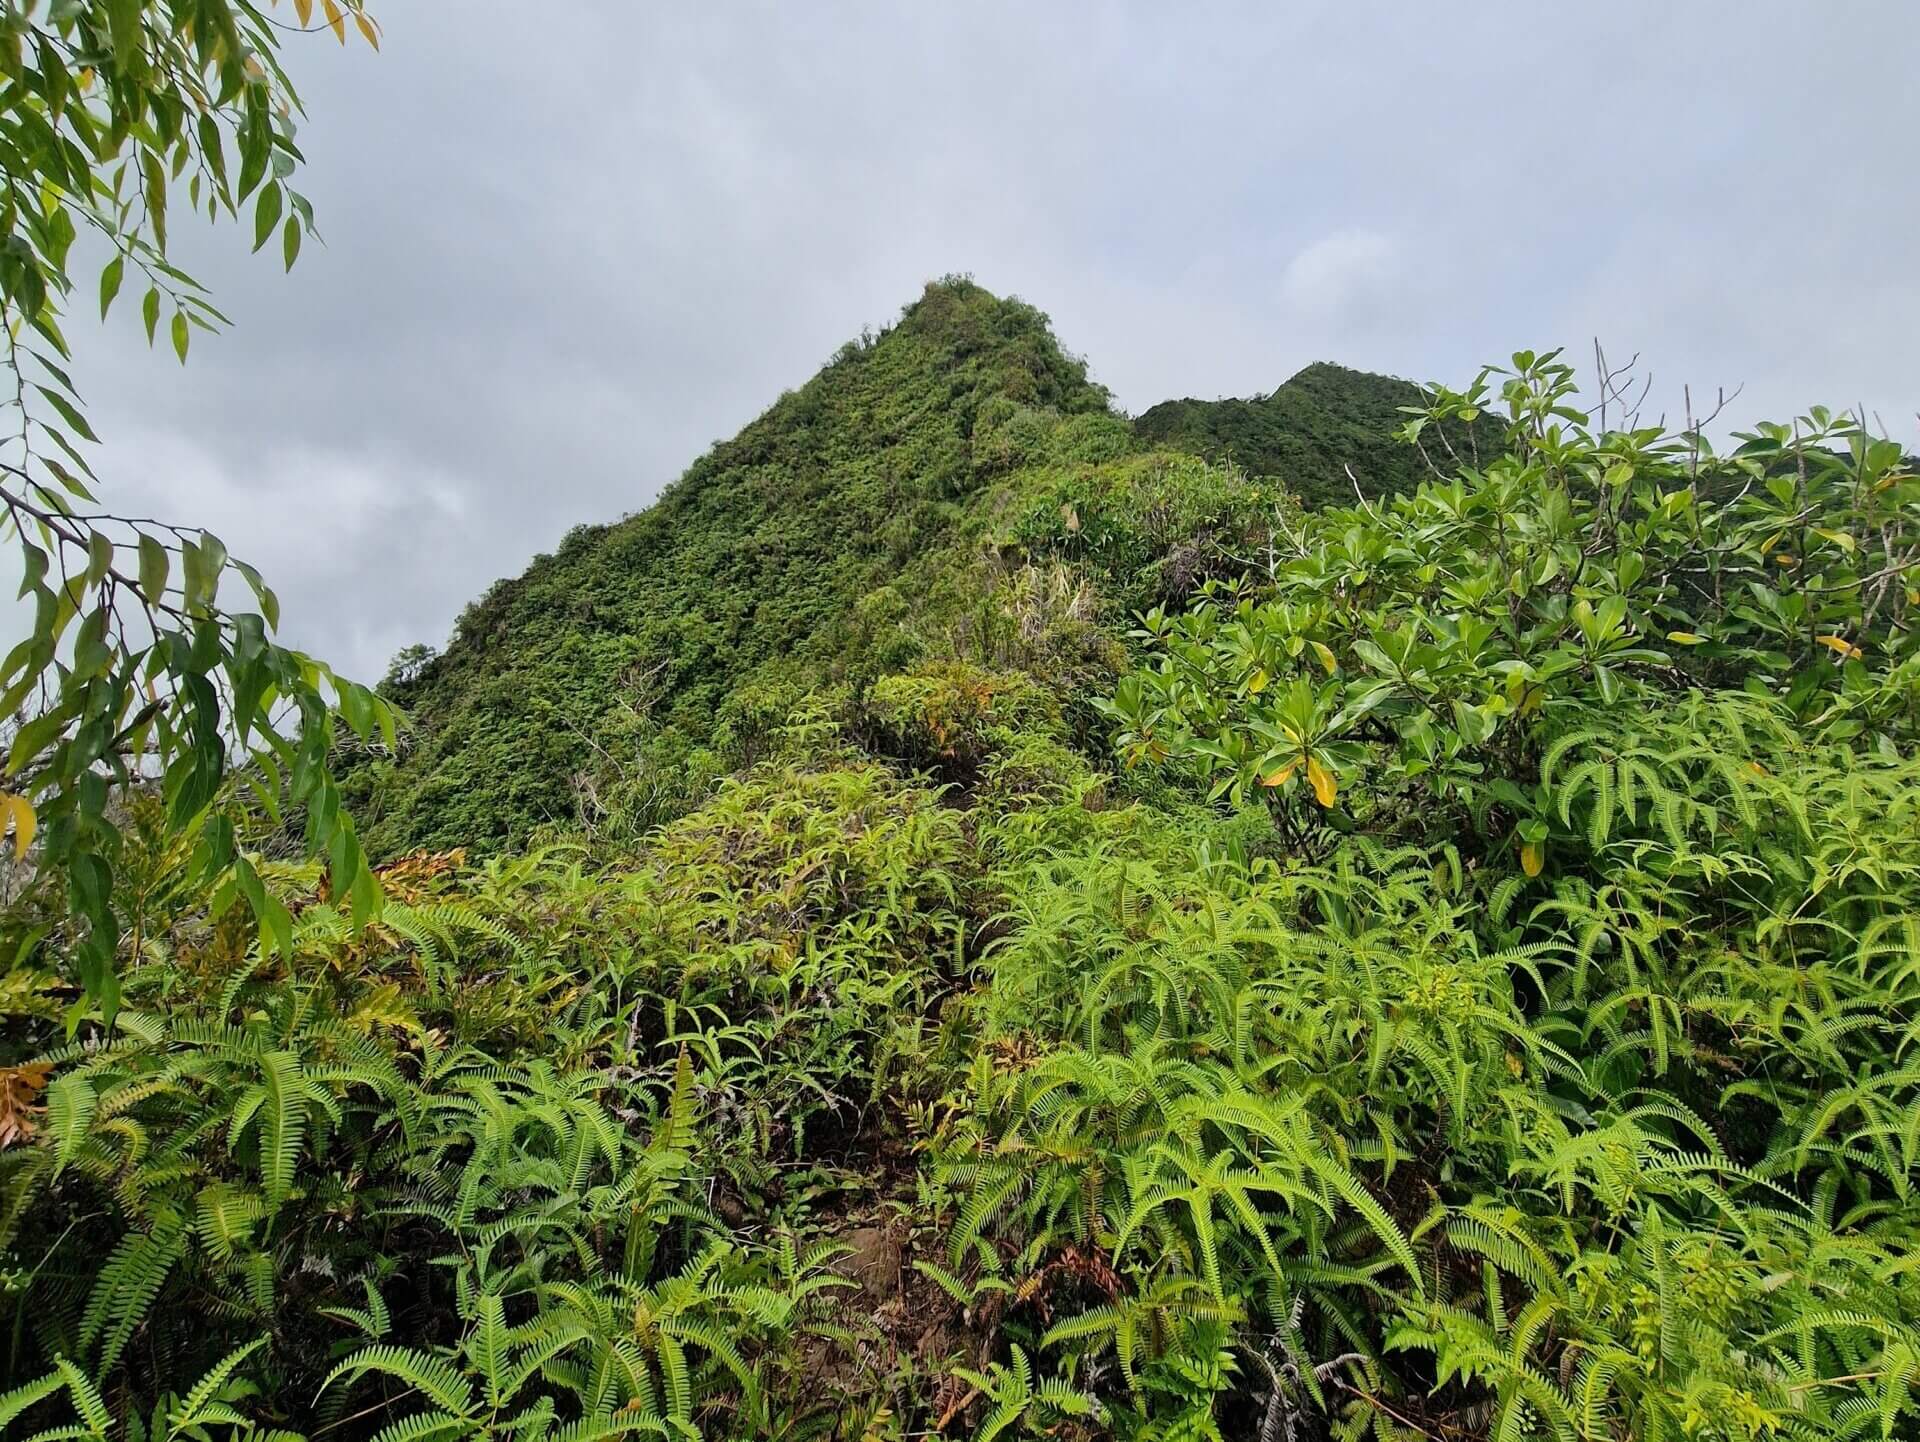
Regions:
[[1134, 360, 1489, 506], [355, 279, 1113, 852], [354, 286, 1462, 857]]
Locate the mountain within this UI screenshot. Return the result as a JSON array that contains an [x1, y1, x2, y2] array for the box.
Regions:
[[352, 284, 1455, 856], [354, 279, 1112, 851], [1134, 360, 1481, 507]]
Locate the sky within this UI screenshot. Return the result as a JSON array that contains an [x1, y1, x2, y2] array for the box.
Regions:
[[45, 1, 1920, 684]]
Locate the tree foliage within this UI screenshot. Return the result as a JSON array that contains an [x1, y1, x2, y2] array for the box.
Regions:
[[0, 0, 387, 1018]]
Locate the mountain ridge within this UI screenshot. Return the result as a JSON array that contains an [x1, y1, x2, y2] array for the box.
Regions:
[[352, 280, 1458, 855], [1132, 359, 1487, 506], [354, 278, 1111, 850]]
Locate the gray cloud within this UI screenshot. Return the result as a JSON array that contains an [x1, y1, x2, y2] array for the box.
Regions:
[[29, 0, 1919, 682]]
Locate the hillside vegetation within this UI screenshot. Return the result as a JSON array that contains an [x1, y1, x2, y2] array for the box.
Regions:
[[354, 286, 1485, 857], [353, 281, 1112, 851], [353, 280, 1359, 854], [1133, 362, 1497, 508], [7, 285, 1920, 1442]]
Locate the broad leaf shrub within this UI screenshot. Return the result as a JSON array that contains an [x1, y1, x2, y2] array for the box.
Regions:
[[1068, 351, 1920, 1437]]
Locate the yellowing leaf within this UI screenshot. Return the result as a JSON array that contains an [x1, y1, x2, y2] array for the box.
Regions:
[[1306, 756, 1337, 808], [321, 0, 347, 42], [353, 10, 379, 47], [1812, 527, 1856, 553], [1666, 631, 1704, 645], [1309, 640, 1338, 675], [1261, 759, 1299, 788], [1247, 667, 1270, 696], [2, 793, 35, 861], [1520, 841, 1543, 877], [293, 0, 313, 22], [347, 981, 423, 1038], [1816, 635, 1863, 660]]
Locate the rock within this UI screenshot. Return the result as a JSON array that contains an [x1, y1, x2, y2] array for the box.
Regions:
[[834, 1225, 903, 1297]]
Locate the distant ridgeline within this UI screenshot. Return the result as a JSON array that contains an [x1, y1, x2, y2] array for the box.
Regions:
[[351, 279, 1462, 855], [1134, 360, 1500, 508]]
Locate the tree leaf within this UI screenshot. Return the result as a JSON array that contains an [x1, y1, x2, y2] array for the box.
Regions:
[[99, 254, 124, 320], [1306, 756, 1338, 807], [2, 792, 36, 860], [253, 182, 283, 253], [32, 385, 98, 443], [106, 0, 142, 70], [138, 534, 169, 599]]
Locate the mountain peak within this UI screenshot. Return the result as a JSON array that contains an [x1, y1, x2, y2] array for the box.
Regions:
[[1133, 362, 1480, 506], [353, 280, 1109, 852], [351, 282, 1470, 855]]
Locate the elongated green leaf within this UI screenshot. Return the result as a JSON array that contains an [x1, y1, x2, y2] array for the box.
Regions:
[[253, 182, 283, 253], [33, 385, 98, 443], [137, 534, 169, 599], [99, 254, 125, 320]]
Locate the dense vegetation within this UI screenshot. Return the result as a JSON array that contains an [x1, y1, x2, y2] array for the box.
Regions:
[[351, 280, 1108, 852], [8, 300, 1920, 1439], [1133, 363, 1497, 509], [352, 284, 1434, 856], [3, 17, 1918, 1439]]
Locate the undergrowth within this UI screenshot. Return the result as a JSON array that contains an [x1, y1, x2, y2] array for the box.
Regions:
[[6, 348, 1919, 1440]]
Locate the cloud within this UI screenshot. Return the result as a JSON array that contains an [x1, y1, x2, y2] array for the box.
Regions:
[[85, 426, 477, 682], [1279, 229, 1400, 319], [40, 0, 1917, 686]]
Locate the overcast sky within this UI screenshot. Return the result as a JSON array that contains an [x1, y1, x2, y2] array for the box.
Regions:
[[50, 1, 1920, 683]]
